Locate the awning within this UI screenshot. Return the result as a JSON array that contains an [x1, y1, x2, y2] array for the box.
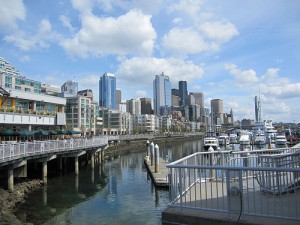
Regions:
[[34, 130, 49, 136], [66, 130, 81, 135], [48, 130, 57, 135], [0, 129, 20, 136], [19, 130, 36, 136], [56, 130, 67, 135]]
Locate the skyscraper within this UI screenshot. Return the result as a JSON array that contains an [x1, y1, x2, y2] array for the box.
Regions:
[[190, 92, 204, 108], [179, 81, 188, 106], [153, 72, 171, 115], [211, 99, 224, 125], [99, 72, 116, 109], [140, 97, 153, 114], [116, 89, 121, 108], [61, 80, 78, 97]]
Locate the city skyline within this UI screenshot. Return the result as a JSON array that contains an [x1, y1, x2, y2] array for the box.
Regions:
[[0, 0, 299, 122]]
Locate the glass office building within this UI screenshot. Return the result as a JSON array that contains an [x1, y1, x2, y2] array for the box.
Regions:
[[153, 72, 171, 115], [99, 72, 116, 109]]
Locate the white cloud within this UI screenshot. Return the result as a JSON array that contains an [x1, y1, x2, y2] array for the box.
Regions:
[[71, 0, 94, 13], [4, 19, 62, 51], [59, 15, 75, 32], [134, 90, 147, 99], [199, 20, 239, 43], [162, 28, 217, 55], [224, 64, 259, 86], [116, 57, 204, 88], [20, 55, 30, 62], [168, 0, 205, 18], [0, 0, 26, 32], [60, 10, 156, 58]]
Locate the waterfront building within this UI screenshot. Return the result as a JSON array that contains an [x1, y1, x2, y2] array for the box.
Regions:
[[77, 89, 93, 100], [41, 84, 60, 96], [161, 115, 172, 131], [61, 80, 78, 97], [140, 97, 153, 115], [119, 102, 127, 113], [126, 99, 141, 115], [65, 93, 99, 135], [0, 57, 66, 132], [133, 114, 156, 133], [99, 108, 120, 135], [190, 92, 204, 108], [99, 72, 116, 109], [211, 99, 224, 126], [121, 111, 133, 134], [179, 81, 188, 106], [153, 72, 171, 116]]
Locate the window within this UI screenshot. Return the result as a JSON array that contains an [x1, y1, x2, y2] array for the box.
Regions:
[[15, 86, 21, 90], [25, 88, 31, 92]]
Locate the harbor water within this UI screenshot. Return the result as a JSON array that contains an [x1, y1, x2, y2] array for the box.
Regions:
[[13, 140, 281, 225]]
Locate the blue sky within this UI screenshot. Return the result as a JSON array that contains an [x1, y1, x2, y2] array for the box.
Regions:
[[1, 0, 300, 123]]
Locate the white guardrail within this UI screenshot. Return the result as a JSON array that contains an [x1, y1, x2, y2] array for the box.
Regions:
[[0, 135, 121, 162], [167, 147, 300, 221]]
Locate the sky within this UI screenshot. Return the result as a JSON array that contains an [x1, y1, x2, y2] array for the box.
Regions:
[[1, 0, 300, 123]]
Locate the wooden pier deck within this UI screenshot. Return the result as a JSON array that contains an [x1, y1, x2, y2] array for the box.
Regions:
[[144, 158, 169, 188]]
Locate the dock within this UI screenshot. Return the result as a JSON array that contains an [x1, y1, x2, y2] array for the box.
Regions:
[[144, 158, 169, 188]]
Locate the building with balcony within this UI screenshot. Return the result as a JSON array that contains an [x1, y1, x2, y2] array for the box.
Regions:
[[65, 95, 99, 135], [0, 57, 66, 132], [133, 114, 156, 133]]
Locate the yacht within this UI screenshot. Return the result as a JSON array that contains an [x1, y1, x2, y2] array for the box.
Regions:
[[275, 133, 287, 145], [239, 130, 250, 145], [218, 133, 229, 146], [229, 133, 238, 143], [203, 131, 219, 151], [253, 129, 266, 145]]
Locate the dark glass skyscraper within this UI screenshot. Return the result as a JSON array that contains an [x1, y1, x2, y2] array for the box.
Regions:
[[99, 72, 116, 109], [179, 81, 187, 106]]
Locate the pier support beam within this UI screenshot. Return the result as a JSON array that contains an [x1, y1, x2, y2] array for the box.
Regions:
[[8, 167, 14, 191], [155, 144, 159, 173], [75, 156, 79, 175], [101, 150, 105, 162], [42, 161, 47, 184], [91, 153, 95, 169], [150, 142, 154, 166]]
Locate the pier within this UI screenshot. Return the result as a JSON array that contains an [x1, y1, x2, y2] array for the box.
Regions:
[[162, 145, 300, 225]]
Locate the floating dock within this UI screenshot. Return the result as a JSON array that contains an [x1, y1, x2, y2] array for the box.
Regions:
[[144, 158, 169, 188]]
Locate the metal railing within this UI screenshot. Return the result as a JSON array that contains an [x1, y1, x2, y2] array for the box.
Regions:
[[167, 147, 300, 221], [0, 136, 109, 163]]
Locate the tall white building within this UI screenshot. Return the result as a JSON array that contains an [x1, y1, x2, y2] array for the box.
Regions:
[[153, 72, 171, 116]]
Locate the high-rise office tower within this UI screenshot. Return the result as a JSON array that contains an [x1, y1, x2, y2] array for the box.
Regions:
[[185, 94, 195, 106], [211, 99, 224, 125], [99, 72, 116, 109], [171, 88, 179, 97], [190, 92, 204, 108], [116, 89, 121, 108], [153, 72, 171, 115], [179, 81, 188, 106], [140, 97, 153, 114]]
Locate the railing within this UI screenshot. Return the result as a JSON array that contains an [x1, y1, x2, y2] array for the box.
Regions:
[[167, 147, 300, 221], [0, 136, 109, 163]]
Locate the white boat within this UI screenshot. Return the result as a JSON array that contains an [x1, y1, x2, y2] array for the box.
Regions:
[[218, 133, 229, 145], [239, 130, 250, 145], [253, 129, 266, 145], [203, 131, 219, 151], [275, 133, 287, 145], [229, 133, 237, 143]]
